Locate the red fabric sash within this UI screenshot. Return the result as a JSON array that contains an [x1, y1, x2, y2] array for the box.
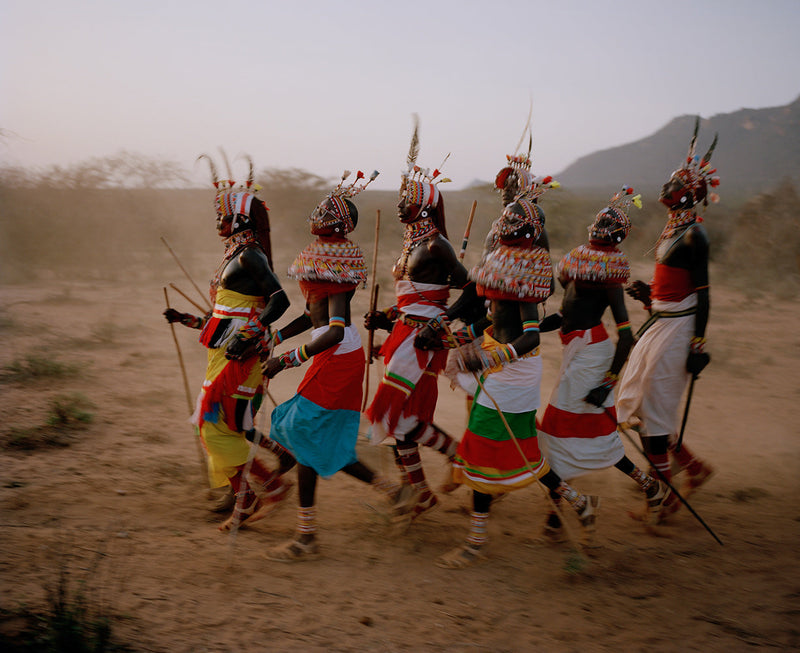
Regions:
[[652, 263, 694, 301]]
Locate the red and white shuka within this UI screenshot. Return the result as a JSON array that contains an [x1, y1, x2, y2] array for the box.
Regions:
[[537, 243, 630, 480], [366, 279, 450, 443]]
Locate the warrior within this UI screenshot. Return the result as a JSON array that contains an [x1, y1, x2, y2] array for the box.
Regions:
[[536, 187, 671, 536], [435, 179, 600, 569], [616, 118, 718, 520], [164, 154, 294, 531], [363, 117, 482, 522], [261, 171, 404, 561]]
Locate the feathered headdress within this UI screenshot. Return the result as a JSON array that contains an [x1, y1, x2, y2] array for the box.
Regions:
[[590, 185, 642, 243], [495, 108, 536, 194], [665, 117, 721, 207], [310, 169, 380, 234], [198, 150, 272, 266], [400, 114, 452, 220]]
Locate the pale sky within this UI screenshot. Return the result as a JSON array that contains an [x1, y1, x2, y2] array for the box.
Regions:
[[2, 0, 798, 189]]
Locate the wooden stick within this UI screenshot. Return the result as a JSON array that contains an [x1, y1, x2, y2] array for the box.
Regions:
[[362, 209, 381, 412], [161, 236, 211, 311], [169, 283, 207, 315], [163, 287, 207, 480], [442, 323, 584, 554], [458, 200, 478, 261]]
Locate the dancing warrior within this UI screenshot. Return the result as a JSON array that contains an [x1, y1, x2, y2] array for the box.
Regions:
[[164, 155, 293, 531], [364, 118, 482, 522], [435, 179, 600, 569], [262, 171, 404, 561], [536, 187, 670, 536], [616, 118, 718, 520]]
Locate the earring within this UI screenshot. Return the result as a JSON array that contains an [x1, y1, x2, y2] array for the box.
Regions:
[[335, 227, 340, 232], [421, 210, 428, 218]]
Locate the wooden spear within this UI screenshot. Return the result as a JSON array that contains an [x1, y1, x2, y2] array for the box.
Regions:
[[362, 209, 381, 412], [169, 283, 207, 315], [458, 200, 478, 261], [161, 236, 211, 311], [163, 287, 207, 481]]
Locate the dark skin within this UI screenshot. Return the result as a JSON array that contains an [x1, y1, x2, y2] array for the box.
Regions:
[[164, 204, 290, 362], [262, 220, 380, 547], [553, 266, 634, 408], [626, 177, 710, 377], [365, 196, 480, 348]]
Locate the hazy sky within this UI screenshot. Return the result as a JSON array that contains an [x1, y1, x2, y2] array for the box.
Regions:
[[2, 0, 799, 189]]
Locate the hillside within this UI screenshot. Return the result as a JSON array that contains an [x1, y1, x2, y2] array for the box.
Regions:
[[558, 95, 800, 197]]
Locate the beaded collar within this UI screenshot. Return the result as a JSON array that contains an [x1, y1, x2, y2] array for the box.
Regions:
[[288, 236, 367, 285], [470, 243, 553, 301], [394, 217, 439, 279], [656, 210, 698, 251], [558, 242, 630, 286]]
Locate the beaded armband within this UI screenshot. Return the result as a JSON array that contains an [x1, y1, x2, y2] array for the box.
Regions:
[[329, 316, 346, 329], [279, 345, 310, 369], [522, 320, 540, 334], [690, 336, 706, 354], [272, 330, 284, 346], [616, 320, 631, 332], [600, 371, 619, 389]]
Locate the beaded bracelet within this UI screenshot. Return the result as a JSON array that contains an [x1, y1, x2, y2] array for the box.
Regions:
[[181, 314, 204, 329], [426, 314, 451, 332], [482, 343, 517, 368], [600, 371, 619, 389], [237, 316, 264, 340], [452, 323, 478, 345], [616, 321, 631, 332], [278, 345, 310, 369], [690, 336, 706, 354], [272, 330, 284, 346]]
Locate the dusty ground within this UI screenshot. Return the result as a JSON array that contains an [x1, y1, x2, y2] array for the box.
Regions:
[[1, 274, 799, 652]]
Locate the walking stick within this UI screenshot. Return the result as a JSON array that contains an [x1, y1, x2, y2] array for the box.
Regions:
[[161, 236, 212, 312], [674, 374, 697, 453], [612, 413, 723, 545], [163, 287, 207, 482], [362, 209, 381, 412], [169, 283, 207, 315], [458, 200, 478, 261], [440, 324, 585, 555]]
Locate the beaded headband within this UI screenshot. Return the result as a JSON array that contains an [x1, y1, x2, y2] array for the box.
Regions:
[[310, 169, 379, 234], [589, 185, 642, 243]]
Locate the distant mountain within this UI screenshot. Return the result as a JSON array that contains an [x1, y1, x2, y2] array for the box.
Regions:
[[557, 96, 800, 196]]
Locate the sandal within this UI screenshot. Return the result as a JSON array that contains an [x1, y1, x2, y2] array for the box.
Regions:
[[436, 544, 486, 570], [265, 538, 321, 562]]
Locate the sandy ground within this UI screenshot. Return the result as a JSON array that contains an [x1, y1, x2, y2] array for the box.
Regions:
[[1, 276, 799, 652]]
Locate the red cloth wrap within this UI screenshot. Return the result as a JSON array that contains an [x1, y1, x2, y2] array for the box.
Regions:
[[651, 263, 694, 302], [298, 280, 357, 304], [298, 344, 365, 411]]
